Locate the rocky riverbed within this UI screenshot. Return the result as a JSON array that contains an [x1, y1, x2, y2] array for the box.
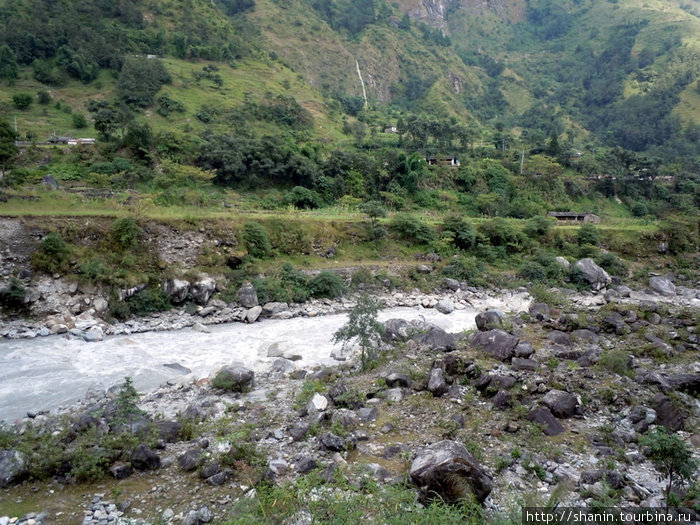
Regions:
[[1, 275, 698, 524]]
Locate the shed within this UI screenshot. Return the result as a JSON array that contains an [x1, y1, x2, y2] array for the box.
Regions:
[[547, 212, 601, 224]]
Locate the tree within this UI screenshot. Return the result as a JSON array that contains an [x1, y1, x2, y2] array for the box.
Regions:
[[12, 93, 33, 110], [0, 119, 18, 186], [0, 45, 18, 83], [333, 293, 384, 368], [640, 428, 697, 510]]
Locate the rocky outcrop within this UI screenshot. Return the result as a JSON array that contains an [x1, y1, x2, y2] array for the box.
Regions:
[[541, 389, 579, 418], [410, 440, 493, 503], [163, 279, 190, 304], [574, 258, 611, 291], [212, 365, 254, 393], [648, 276, 675, 297], [475, 310, 503, 331], [471, 330, 519, 361], [236, 282, 258, 308], [190, 278, 216, 305], [0, 450, 25, 488]]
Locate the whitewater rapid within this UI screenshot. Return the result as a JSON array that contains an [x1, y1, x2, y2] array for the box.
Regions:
[[0, 295, 529, 423]]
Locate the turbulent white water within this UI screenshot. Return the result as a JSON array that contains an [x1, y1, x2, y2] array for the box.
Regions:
[[0, 296, 529, 423]]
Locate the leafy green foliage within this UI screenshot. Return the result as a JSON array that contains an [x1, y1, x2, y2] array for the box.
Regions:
[[126, 288, 172, 316], [640, 428, 698, 510], [11, 93, 32, 109], [117, 56, 171, 108], [243, 222, 272, 258], [390, 214, 436, 245], [442, 216, 477, 251], [308, 271, 345, 299], [111, 217, 143, 250], [284, 186, 322, 209], [442, 256, 487, 287], [32, 231, 71, 273], [577, 224, 600, 246], [333, 293, 384, 368]]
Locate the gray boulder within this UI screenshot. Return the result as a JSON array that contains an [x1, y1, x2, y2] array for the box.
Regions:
[[427, 368, 448, 397], [262, 302, 288, 316], [212, 365, 254, 392], [0, 450, 25, 488], [475, 311, 503, 331], [178, 449, 204, 472], [82, 326, 104, 342], [542, 389, 579, 418], [435, 299, 455, 314], [131, 444, 160, 470], [411, 326, 456, 352], [236, 282, 259, 308], [526, 407, 565, 436], [190, 278, 216, 305], [574, 258, 611, 291], [648, 276, 676, 297], [410, 440, 493, 503], [383, 319, 412, 341], [514, 341, 535, 358], [164, 279, 190, 304], [385, 373, 412, 388], [471, 330, 519, 361], [42, 174, 59, 190], [555, 256, 571, 270], [653, 393, 686, 431], [246, 306, 262, 323]]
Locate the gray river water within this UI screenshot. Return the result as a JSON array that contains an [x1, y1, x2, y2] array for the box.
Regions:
[[0, 296, 528, 423]]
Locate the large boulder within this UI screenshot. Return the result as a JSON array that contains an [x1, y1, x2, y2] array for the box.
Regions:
[[648, 276, 676, 297], [131, 445, 161, 470], [236, 282, 259, 308], [163, 279, 190, 304], [526, 408, 565, 436], [190, 278, 216, 305], [475, 311, 503, 332], [0, 450, 26, 488], [411, 326, 456, 352], [427, 368, 448, 397], [471, 330, 519, 361], [383, 319, 412, 341], [212, 365, 254, 392], [410, 440, 493, 503], [541, 389, 579, 418], [435, 299, 455, 314], [574, 258, 611, 291]]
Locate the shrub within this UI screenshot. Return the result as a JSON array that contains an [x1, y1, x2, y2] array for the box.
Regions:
[[597, 253, 627, 277], [631, 202, 648, 217], [442, 255, 487, 287], [36, 90, 51, 104], [32, 231, 71, 273], [72, 112, 87, 129], [479, 218, 528, 253], [242, 222, 272, 258], [577, 223, 599, 246], [597, 350, 632, 377], [111, 217, 142, 250], [308, 271, 345, 298], [283, 186, 322, 209], [0, 278, 26, 310], [127, 288, 172, 315], [524, 215, 555, 239], [390, 213, 436, 244], [518, 261, 547, 282], [442, 216, 477, 250], [12, 93, 32, 109]]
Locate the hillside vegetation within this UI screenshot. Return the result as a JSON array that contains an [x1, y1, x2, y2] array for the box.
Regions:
[[0, 0, 697, 300]]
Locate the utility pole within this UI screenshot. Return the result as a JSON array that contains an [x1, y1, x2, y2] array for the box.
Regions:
[[520, 149, 525, 175]]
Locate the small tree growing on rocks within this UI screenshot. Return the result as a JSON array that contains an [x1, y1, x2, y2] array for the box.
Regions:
[[333, 293, 384, 368], [640, 427, 697, 510]]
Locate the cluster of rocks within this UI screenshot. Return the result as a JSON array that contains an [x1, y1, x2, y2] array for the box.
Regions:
[[0, 514, 47, 525], [81, 494, 126, 525]]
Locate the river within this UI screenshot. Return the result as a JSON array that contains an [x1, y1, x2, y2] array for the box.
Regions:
[[0, 295, 528, 423]]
